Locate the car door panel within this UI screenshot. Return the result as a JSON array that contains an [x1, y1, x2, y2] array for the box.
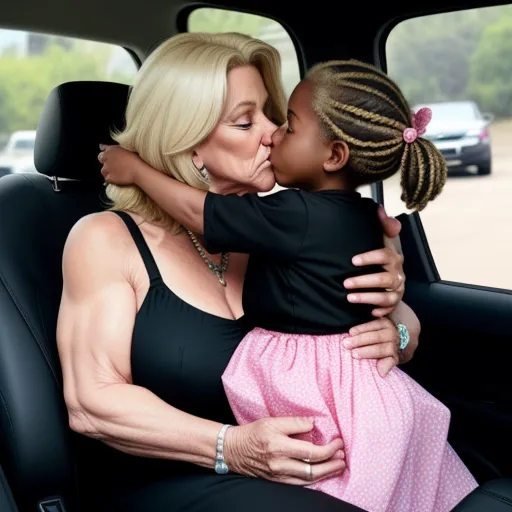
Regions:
[[397, 212, 512, 483]]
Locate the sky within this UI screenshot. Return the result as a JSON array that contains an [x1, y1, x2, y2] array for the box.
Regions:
[[0, 29, 24, 50], [0, 28, 137, 76]]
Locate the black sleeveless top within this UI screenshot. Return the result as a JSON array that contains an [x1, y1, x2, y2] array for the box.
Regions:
[[78, 212, 372, 512], [77, 211, 250, 498]]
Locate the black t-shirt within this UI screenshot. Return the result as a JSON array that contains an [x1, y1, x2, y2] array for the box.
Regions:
[[204, 188, 384, 335]]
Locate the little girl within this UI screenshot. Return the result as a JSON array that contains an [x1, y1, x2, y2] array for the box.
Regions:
[[100, 59, 478, 511]]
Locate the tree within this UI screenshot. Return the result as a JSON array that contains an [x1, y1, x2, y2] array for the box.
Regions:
[[188, 7, 267, 36], [469, 15, 512, 118], [0, 42, 128, 133], [0, 9, 272, 134], [386, 5, 510, 107]]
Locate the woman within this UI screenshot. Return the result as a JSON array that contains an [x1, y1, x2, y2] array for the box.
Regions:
[[57, 32, 419, 511]]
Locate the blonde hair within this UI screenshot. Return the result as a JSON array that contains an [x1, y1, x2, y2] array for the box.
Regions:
[[306, 60, 447, 212], [106, 32, 287, 232]]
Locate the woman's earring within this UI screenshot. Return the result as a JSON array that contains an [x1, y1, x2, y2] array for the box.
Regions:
[[199, 166, 210, 183], [192, 152, 209, 183]]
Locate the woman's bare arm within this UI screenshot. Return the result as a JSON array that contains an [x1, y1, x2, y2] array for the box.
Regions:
[[57, 212, 345, 483], [57, 213, 221, 467], [383, 232, 420, 359]]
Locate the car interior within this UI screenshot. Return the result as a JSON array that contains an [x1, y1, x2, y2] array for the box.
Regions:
[[0, 0, 511, 511]]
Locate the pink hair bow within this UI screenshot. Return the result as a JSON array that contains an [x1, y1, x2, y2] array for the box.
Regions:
[[403, 107, 432, 143]]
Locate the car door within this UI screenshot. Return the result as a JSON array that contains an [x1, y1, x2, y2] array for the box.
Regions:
[[395, 211, 511, 483]]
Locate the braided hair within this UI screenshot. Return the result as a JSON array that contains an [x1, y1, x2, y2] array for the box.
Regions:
[[306, 59, 447, 211]]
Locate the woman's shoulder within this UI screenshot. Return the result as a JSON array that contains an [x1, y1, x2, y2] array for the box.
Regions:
[[64, 211, 135, 265]]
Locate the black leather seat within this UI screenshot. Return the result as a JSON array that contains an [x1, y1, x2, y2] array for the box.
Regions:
[[1, 79, 511, 512], [453, 479, 512, 511], [0, 80, 129, 511], [0, 464, 18, 512]]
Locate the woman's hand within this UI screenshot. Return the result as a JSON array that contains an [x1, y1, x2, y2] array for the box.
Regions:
[[344, 205, 405, 317], [224, 417, 345, 485], [345, 317, 401, 377], [99, 144, 146, 185], [345, 307, 420, 377]]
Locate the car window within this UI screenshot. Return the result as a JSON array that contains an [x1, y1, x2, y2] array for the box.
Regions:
[[13, 138, 35, 150], [0, 29, 137, 176], [415, 102, 479, 121], [385, 4, 512, 290], [188, 8, 301, 100]]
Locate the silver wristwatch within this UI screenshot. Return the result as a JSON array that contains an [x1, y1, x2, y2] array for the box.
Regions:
[[214, 424, 232, 475]]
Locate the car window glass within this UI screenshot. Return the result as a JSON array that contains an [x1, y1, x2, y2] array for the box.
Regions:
[[385, 4, 512, 289], [188, 8, 376, 199], [0, 29, 137, 177]]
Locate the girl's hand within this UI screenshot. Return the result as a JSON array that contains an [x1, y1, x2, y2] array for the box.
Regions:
[[224, 417, 345, 485], [99, 144, 146, 186], [344, 316, 418, 377]]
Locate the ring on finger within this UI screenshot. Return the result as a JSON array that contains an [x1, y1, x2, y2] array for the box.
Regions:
[[305, 463, 313, 481]]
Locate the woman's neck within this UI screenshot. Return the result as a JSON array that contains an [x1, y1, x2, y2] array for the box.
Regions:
[[208, 178, 252, 196]]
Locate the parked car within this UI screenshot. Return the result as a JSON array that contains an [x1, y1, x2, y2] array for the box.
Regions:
[[413, 100, 493, 175], [0, 130, 37, 177]]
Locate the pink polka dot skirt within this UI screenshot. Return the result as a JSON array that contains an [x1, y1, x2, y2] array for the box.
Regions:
[[222, 328, 478, 512]]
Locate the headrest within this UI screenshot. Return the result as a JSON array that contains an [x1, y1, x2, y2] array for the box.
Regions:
[[34, 81, 130, 181]]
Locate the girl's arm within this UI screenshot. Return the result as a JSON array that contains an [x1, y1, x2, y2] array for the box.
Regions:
[[102, 150, 207, 233], [100, 145, 309, 259]]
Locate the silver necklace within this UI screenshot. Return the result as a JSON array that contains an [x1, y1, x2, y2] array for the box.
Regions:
[[186, 230, 229, 287]]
